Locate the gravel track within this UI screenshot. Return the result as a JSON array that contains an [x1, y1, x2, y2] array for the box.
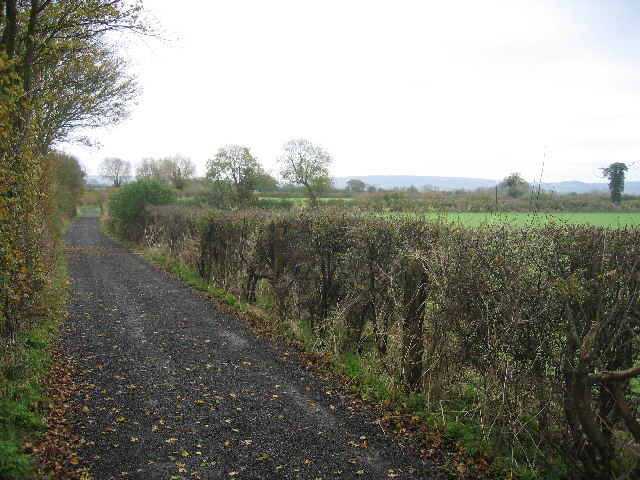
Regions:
[[59, 211, 434, 479]]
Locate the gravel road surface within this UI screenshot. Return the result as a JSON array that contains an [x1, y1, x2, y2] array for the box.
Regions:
[[59, 211, 433, 479]]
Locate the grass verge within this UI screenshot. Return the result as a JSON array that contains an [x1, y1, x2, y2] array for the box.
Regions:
[[0, 254, 67, 478], [146, 253, 250, 315]]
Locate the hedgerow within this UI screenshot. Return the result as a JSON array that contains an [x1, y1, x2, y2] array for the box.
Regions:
[[140, 206, 640, 479]]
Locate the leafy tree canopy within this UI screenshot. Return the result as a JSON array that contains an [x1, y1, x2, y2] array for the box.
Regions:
[[1, 0, 151, 151], [346, 178, 366, 194], [277, 138, 333, 207], [498, 172, 529, 198], [206, 145, 267, 205], [602, 162, 628, 203]]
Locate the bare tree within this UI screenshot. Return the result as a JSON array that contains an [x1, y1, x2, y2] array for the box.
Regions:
[[99, 157, 131, 187], [136, 157, 163, 181], [159, 155, 196, 189], [135, 155, 195, 189]]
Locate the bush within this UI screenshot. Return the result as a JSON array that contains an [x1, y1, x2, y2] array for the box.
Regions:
[[107, 180, 176, 240]]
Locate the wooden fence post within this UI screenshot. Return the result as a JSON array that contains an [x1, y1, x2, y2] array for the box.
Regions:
[[403, 257, 427, 394]]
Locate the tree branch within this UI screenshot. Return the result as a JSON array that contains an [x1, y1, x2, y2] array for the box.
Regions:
[[608, 380, 640, 444], [588, 363, 640, 383]]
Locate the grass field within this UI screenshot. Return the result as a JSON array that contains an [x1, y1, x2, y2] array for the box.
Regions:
[[255, 197, 640, 227], [417, 211, 640, 228], [258, 197, 354, 205]]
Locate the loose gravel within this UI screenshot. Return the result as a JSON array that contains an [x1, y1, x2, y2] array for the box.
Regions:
[[59, 211, 434, 479]]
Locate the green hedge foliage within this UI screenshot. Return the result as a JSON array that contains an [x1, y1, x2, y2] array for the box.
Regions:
[[107, 180, 177, 240], [140, 206, 640, 479]]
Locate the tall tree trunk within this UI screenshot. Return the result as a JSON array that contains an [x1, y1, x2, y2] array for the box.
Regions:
[[304, 182, 318, 208], [1, 0, 17, 57], [22, 0, 40, 93]]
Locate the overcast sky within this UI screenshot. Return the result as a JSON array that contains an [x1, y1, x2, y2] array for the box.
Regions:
[[65, 0, 640, 183]]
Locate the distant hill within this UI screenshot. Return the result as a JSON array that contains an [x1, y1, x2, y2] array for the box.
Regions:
[[87, 173, 640, 195], [334, 175, 640, 195], [334, 175, 498, 191], [541, 181, 640, 195]]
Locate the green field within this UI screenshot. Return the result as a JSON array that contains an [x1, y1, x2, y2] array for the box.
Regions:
[[418, 211, 640, 228], [257, 197, 640, 228], [258, 197, 354, 205]]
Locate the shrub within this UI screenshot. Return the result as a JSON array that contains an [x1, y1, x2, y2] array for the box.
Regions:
[[107, 180, 176, 240]]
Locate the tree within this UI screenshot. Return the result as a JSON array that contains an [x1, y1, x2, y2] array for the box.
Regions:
[[136, 155, 196, 189], [100, 157, 131, 187], [255, 171, 278, 193], [35, 41, 138, 149], [602, 162, 628, 203], [346, 178, 366, 194], [52, 151, 86, 219], [159, 154, 196, 190], [206, 145, 264, 204], [406, 185, 419, 195], [276, 138, 333, 207], [136, 158, 163, 181], [0, 0, 149, 341], [499, 172, 529, 198], [1, 0, 148, 151]]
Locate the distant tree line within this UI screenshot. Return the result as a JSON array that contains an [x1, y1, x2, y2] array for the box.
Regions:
[[97, 138, 335, 208], [97, 148, 635, 212]]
